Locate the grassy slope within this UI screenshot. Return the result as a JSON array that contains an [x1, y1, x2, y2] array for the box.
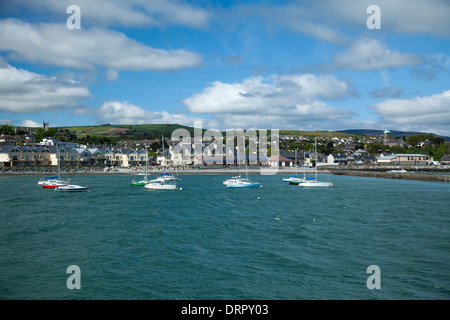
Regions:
[[54, 124, 365, 140], [56, 124, 197, 138]]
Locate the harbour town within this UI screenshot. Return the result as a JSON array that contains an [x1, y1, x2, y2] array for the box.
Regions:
[[1, 124, 449, 182], [1, 1, 450, 304]]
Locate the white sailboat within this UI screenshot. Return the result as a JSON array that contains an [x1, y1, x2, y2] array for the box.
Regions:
[[41, 147, 68, 188], [226, 152, 261, 188], [298, 138, 333, 188], [282, 148, 301, 183], [55, 151, 90, 192], [131, 153, 150, 186], [226, 176, 261, 188], [288, 150, 307, 185], [145, 136, 177, 190]]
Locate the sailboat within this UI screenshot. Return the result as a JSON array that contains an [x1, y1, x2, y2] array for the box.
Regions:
[[226, 175, 261, 188], [282, 149, 300, 183], [38, 175, 63, 186], [288, 150, 308, 185], [41, 147, 68, 189], [298, 138, 333, 187], [145, 136, 177, 190], [55, 150, 90, 192], [226, 152, 261, 188], [131, 153, 150, 186]]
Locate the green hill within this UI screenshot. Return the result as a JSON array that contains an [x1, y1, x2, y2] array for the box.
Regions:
[[56, 123, 197, 139]]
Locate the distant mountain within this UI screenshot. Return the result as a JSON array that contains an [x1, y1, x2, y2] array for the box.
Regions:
[[338, 129, 450, 141]]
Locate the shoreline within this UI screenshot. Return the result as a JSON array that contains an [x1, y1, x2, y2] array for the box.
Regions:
[[1, 166, 449, 183], [0, 167, 321, 176]]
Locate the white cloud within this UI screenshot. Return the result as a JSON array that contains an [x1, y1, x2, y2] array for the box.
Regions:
[[286, 0, 450, 38], [20, 120, 42, 127], [369, 90, 450, 136], [0, 119, 14, 126], [228, 0, 450, 48], [225, 3, 350, 45], [183, 74, 353, 114], [331, 37, 423, 71], [0, 62, 91, 113], [13, 0, 210, 29], [0, 19, 203, 72], [182, 73, 356, 129], [97, 100, 217, 128]]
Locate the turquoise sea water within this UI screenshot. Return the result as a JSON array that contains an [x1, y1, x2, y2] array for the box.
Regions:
[[0, 173, 449, 300]]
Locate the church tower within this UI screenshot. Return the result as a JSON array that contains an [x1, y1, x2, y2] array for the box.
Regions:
[[383, 129, 391, 142], [43, 121, 49, 131]]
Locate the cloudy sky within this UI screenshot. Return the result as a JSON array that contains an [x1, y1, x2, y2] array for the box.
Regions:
[[0, 0, 449, 135]]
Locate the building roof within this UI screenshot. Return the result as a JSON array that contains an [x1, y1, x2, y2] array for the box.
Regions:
[[384, 129, 391, 134], [378, 153, 429, 160], [267, 155, 294, 162]]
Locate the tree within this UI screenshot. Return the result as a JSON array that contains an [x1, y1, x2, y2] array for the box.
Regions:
[[303, 143, 313, 152], [435, 142, 450, 161], [431, 136, 445, 146], [406, 135, 420, 147], [0, 125, 15, 135], [366, 142, 386, 155], [324, 141, 334, 154]]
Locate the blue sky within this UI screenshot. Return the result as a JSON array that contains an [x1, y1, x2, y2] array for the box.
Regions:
[[0, 0, 449, 135]]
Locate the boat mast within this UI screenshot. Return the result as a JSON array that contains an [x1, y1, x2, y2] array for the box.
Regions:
[[303, 149, 306, 180], [314, 137, 318, 180], [162, 135, 165, 175], [57, 146, 60, 180]]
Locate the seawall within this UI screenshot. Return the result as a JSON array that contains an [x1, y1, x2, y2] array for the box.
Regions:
[[330, 170, 450, 183]]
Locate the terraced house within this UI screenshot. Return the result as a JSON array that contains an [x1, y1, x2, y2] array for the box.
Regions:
[[0, 146, 148, 168]]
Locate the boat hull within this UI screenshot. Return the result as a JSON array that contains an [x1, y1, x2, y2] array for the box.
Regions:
[[55, 185, 90, 192], [298, 181, 333, 187], [131, 181, 148, 186], [227, 183, 261, 188], [289, 178, 306, 185], [42, 183, 68, 188], [144, 183, 177, 190]]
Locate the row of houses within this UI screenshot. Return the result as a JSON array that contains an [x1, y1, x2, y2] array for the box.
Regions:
[[0, 146, 151, 168], [0, 144, 446, 168]]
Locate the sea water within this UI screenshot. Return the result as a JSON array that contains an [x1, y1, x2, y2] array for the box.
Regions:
[[0, 173, 449, 299]]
